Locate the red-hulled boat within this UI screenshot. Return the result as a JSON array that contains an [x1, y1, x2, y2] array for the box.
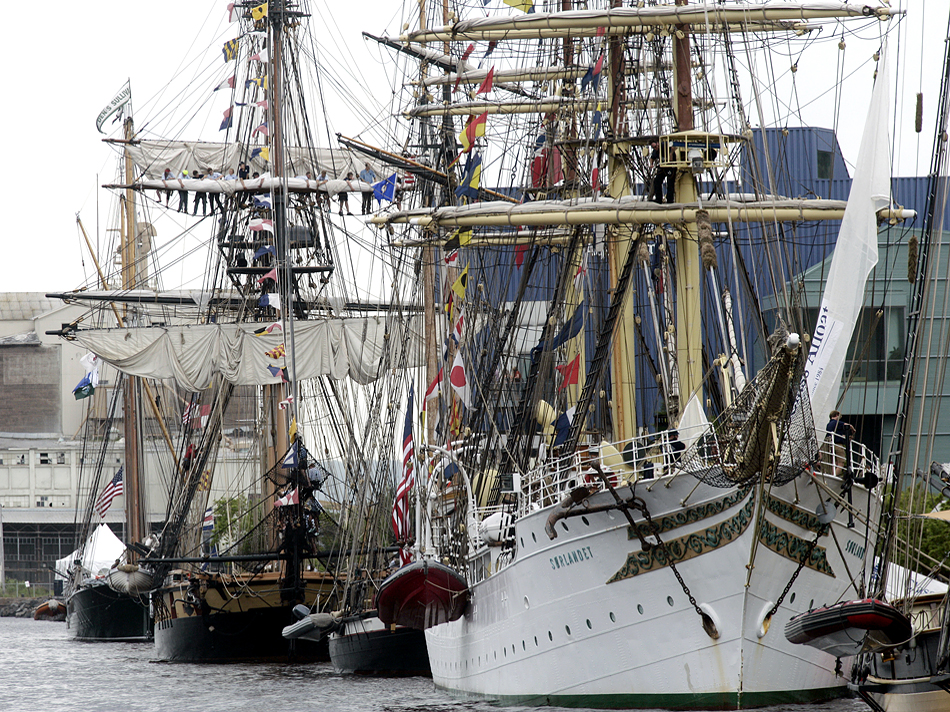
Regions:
[[375, 559, 468, 630], [784, 598, 912, 657]]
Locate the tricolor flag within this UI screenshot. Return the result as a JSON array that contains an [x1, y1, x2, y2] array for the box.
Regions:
[[556, 353, 581, 391], [222, 38, 240, 62], [275, 487, 299, 507], [552, 406, 577, 448], [253, 194, 273, 209], [214, 75, 236, 92], [257, 267, 278, 284], [581, 54, 605, 93], [95, 467, 124, 518], [219, 106, 233, 131], [392, 386, 416, 565], [252, 121, 268, 136], [72, 372, 95, 400], [515, 244, 529, 268], [423, 367, 443, 411], [249, 218, 274, 232], [458, 112, 487, 154], [202, 506, 215, 531], [450, 350, 473, 407], [267, 364, 289, 382], [454, 153, 482, 200], [476, 66, 495, 95], [252, 322, 281, 335], [260, 293, 282, 310], [253, 245, 275, 260]]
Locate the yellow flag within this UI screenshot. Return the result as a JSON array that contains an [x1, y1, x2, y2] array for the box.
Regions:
[[451, 265, 469, 301], [503, 0, 534, 11], [251, 3, 269, 21], [289, 417, 298, 443]]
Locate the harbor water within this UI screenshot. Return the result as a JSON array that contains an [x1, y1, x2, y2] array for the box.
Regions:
[[1, 617, 872, 712]]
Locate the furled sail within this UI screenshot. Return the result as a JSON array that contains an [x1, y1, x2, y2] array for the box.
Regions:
[[72, 317, 423, 389]]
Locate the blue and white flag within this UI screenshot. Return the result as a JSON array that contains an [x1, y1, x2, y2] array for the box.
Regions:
[[373, 174, 398, 203]]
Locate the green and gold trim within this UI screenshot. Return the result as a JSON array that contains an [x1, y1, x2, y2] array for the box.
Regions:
[[625, 485, 753, 541], [764, 493, 826, 534], [607, 493, 755, 583], [756, 519, 835, 576]]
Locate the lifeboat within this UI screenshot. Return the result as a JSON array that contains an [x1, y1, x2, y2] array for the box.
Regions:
[[375, 559, 469, 630], [784, 598, 912, 657], [33, 599, 67, 621]]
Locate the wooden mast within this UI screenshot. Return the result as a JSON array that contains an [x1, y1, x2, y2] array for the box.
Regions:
[[121, 114, 146, 552]]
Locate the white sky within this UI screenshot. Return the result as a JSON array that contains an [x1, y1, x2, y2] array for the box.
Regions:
[[3, 1, 941, 294]]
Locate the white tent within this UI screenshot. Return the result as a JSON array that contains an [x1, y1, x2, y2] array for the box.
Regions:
[[55, 523, 126, 581]]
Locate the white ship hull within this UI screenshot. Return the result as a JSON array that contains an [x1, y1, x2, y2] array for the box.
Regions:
[[426, 470, 876, 709]]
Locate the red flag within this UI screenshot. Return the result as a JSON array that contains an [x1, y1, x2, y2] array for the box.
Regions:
[[423, 367, 443, 411], [476, 67, 495, 95], [515, 244, 529, 268], [556, 354, 581, 391]]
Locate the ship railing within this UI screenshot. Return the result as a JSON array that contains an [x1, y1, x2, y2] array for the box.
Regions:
[[814, 433, 881, 481], [517, 429, 716, 516]]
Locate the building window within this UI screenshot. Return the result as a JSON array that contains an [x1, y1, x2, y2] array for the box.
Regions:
[[39, 453, 51, 465], [56, 453, 66, 465], [817, 150, 833, 180], [805, 306, 904, 382]]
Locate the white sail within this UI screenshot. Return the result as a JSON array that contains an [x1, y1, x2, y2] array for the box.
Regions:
[[72, 317, 423, 390], [804, 45, 892, 430]]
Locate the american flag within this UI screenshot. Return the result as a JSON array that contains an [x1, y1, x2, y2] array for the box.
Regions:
[[391, 386, 415, 566], [95, 467, 124, 518]]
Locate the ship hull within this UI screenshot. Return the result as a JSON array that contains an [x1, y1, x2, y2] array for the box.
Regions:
[[153, 570, 334, 662], [426, 474, 876, 709], [329, 615, 430, 675], [66, 581, 152, 642]]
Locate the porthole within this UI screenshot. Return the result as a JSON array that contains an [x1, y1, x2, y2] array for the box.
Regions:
[[667, 596, 675, 606], [534, 636, 538, 646], [532, 532, 537, 542], [512, 644, 516, 654], [520, 537, 525, 547], [561, 521, 569, 532], [522, 640, 526, 650], [790, 592, 796, 603], [494, 651, 497, 660], [637, 604, 644, 615], [504, 648, 507, 657], [609, 611, 616, 622], [586, 619, 592, 629], [582, 516, 590, 526], [809, 599, 814, 610], [524, 595, 530, 609], [565, 625, 572, 635], [548, 631, 553, 641]]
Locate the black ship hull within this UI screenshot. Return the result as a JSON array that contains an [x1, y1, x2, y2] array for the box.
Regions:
[[66, 581, 152, 642], [154, 601, 328, 662], [329, 618, 430, 675]]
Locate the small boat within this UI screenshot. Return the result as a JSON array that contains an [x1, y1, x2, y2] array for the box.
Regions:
[[329, 612, 430, 676], [33, 599, 66, 622], [784, 599, 912, 658], [375, 559, 469, 631]]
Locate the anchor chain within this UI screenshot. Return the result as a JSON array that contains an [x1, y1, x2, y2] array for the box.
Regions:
[[632, 500, 718, 638], [766, 525, 827, 621]]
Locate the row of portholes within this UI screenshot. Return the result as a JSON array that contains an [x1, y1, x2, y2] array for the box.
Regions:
[[439, 607, 637, 672], [522, 514, 593, 548]]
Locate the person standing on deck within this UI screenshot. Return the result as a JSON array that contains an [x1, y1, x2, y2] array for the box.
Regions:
[[177, 169, 189, 213], [339, 172, 355, 216], [359, 162, 377, 215]]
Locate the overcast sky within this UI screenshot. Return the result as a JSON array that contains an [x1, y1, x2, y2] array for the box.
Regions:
[[3, 1, 940, 295]]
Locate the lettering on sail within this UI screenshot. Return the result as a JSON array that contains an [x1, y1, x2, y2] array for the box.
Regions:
[[803, 304, 844, 398]]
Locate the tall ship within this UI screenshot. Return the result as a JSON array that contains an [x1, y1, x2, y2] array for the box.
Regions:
[[360, 0, 916, 708], [51, 0, 417, 662]]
